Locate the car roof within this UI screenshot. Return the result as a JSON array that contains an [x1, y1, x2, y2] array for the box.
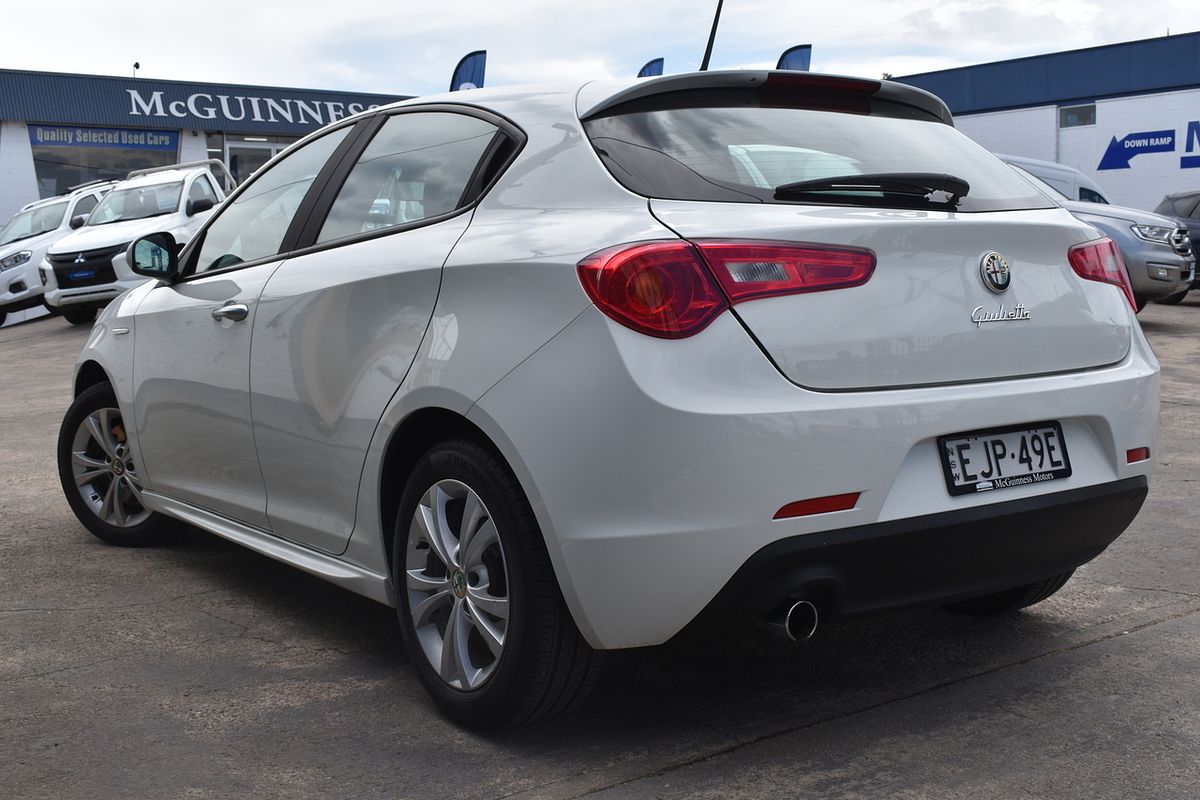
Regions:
[[996, 153, 1076, 175], [18, 195, 71, 212], [17, 181, 117, 212]]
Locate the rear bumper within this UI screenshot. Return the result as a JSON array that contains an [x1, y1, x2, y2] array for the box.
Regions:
[[678, 476, 1147, 636], [474, 308, 1159, 650]]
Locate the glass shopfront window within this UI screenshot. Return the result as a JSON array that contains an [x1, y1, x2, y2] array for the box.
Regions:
[[224, 133, 299, 185], [29, 124, 178, 198]]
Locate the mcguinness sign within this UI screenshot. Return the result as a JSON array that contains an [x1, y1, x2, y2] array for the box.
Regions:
[[0, 69, 407, 136], [126, 89, 382, 128]]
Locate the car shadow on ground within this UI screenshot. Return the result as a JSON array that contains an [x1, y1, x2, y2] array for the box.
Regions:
[[155, 522, 1104, 752], [1138, 316, 1196, 335]]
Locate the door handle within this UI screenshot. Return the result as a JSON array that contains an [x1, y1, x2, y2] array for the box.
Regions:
[[211, 302, 250, 322]]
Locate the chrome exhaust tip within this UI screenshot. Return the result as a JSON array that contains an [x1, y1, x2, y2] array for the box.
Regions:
[[766, 599, 819, 642]]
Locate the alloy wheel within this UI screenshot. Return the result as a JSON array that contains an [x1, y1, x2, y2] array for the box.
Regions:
[[69, 407, 150, 528], [405, 479, 509, 690]]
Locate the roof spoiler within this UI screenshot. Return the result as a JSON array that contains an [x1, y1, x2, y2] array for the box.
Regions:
[[578, 70, 954, 126], [128, 158, 238, 192]]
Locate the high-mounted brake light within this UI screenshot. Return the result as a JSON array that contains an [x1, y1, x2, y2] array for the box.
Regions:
[[1068, 238, 1137, 311], [578, 240, 878, 339]]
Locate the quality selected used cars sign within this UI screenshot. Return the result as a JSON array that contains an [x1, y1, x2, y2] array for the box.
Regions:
[[29, 125, 179, 150]]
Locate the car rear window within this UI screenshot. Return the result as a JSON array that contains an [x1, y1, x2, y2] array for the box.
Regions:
[[584, 92, 1053, 212]]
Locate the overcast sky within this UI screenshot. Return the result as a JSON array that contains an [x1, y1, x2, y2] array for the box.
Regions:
[[1, 0, 1195, 96]]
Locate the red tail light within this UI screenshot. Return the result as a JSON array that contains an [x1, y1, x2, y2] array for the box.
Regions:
[[576, 241, 728, 339], [1068, 238, 1136, 310], [577, 240, 876, 338]]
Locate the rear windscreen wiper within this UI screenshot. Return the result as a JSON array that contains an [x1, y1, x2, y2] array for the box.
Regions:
[[774, 172, 970, 204]]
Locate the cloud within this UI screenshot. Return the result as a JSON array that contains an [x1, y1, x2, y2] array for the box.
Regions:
[[0, 0, 1194, 96]]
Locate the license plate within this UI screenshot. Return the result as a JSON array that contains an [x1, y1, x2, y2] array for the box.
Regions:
[[68, 268, 95, 281], [937, 421, 1071, 496]]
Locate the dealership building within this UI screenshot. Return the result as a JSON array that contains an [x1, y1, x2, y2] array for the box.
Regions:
[[897, 32, 1200, 212], [0, 70, 406, 221], [4, 34, 1198, 222]]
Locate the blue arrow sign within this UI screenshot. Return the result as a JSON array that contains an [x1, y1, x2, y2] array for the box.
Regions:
[[1097, 129, 1175, 170]]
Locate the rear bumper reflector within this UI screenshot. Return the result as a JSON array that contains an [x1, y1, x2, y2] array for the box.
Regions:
[[1126, 447, 1151, 463], [774, 492, 860, 520]]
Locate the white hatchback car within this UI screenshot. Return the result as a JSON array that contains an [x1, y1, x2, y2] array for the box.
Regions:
[[58, 71, 1159, 728], [41, 161, 228, 325]]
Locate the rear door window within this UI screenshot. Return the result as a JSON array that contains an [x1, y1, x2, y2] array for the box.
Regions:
[[315, 112, 498, 244], [584, 93, 1051, 212]]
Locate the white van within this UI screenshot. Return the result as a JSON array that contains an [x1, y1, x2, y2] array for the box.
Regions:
[[995, 153, 1112, 204]]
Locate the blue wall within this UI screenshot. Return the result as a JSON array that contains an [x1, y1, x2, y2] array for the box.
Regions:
[[896, 33, 1200, 115]]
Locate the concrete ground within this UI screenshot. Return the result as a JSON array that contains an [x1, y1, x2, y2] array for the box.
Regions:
[[1, 300, 1197, 800]]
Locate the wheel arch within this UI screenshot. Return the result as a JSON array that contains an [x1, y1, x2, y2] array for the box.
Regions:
[[378, 406, 514, 574], [376, 402, 599, 647], [75, 360, 112, 397]]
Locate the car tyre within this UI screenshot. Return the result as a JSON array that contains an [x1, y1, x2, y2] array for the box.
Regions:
[[57, 383, 172, 547], [946, 570, 1074, 615], [394, 439, 602, 729], [62, 306, 97, 326], [1155, 290, 1188, 305]]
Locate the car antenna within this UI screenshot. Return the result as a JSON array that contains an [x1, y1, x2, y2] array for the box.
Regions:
[[698, 0, 724, 71]]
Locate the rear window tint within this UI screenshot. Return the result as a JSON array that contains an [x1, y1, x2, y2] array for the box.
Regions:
[[584, 95, 1053, 212]]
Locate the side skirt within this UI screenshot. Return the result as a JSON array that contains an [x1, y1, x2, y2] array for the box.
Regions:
[[142, 491, 393, 606]]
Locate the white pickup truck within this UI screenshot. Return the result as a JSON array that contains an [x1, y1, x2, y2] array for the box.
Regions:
[[41, 160, 234, 325], [0, 180, 116, 327]]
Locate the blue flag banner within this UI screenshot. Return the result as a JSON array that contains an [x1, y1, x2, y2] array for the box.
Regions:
[[776, 44, 812, 71], [638, 58, 664, 78], [450, 51, 487, 91]]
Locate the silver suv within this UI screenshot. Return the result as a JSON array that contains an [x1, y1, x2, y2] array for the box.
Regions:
[[1153, 190, 1200, 303], [1008, 165, 1193, 310]]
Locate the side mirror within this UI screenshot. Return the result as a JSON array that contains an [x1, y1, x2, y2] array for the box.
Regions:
[[69, 214, 88, 229], [126, 232, 181, 281], [186, 197, 215, 216]]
